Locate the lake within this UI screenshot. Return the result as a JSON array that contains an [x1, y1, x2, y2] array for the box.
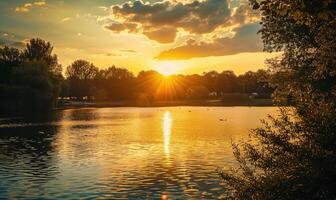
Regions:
[[0, 107, 277, 199]]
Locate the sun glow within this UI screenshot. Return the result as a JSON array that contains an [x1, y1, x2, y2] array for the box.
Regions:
[[156, 62, 178, 76]]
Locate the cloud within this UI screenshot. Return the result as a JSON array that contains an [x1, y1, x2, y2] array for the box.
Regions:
[[15, 3, 32, 12], [120, 49, 137, 53], [7, 39, 30, 48], [230, 3, 260, 24], [105, 53, 120, 57], [100, 0, 232, 42], [104, 21, 138, 33], [61, 17, 72, 23], [155, 23, 262, 60], [15, 1, 46, 13], [112, 0, 231, 33], [98, 6, 109, 11], [0, 31, 29, 48], [101, 0, 259, 44], [34, 1, 46, 6], [143, 27, 177, 43]]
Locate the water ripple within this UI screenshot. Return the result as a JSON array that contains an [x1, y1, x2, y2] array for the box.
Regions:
[[0, 107, 277, 199]]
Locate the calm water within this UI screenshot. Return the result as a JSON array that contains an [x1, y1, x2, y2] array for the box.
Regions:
[[0, 107, 277, 199]]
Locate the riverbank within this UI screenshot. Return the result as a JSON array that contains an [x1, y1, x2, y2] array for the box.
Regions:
[[58, 98, 274, 109]]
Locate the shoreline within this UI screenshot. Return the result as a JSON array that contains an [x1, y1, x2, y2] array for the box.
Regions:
[[58, 99, 275, 109], [0, 99, 276, 116]]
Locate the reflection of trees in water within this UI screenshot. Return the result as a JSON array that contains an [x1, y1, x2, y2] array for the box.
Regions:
[[0, 112, 62, 183], [63, 108, 100, 121]]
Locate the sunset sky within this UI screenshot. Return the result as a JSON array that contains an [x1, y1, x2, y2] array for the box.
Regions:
[[0, 0, 278, 75]]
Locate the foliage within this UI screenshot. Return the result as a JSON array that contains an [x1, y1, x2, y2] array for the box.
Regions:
[[65, 60, 99, 99], [63, 66, 273, 102], [24, 38, 62, 75], [0, 46, 23, 84], [220, 0, 336, 199], [0, 38, 62, 112]]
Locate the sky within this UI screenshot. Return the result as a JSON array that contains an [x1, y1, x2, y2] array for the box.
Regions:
[[0, 0, 278, 75]]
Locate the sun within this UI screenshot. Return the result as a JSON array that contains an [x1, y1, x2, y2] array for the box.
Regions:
[[156, 62, 178, 76]]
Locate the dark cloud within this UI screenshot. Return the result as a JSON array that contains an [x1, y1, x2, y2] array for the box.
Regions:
[[230, 3, 260, 24], [0, 38, 26, 48], [0, 31, 29, 48], [155, 23, 262, 60], [104, 0, 232, 43], [143, 27, 177, 43], [104, 22, 138, 33]]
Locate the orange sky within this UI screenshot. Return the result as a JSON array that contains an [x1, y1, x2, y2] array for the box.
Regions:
[[0, 0, 278, 75]]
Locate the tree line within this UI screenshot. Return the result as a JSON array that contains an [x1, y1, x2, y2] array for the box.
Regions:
[[0, 38, 274, 112], [63, 61, 273, 102]]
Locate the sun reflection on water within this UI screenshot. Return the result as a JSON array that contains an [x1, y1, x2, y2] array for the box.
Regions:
[[162, 111, 172, 157]]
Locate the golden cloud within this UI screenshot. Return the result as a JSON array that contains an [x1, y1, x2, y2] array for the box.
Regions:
[[156, 23, 262, 59], [101, 0, 259, 44], [15, 1, 46, 13]]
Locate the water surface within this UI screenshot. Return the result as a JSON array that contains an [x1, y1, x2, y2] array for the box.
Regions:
[[0, 107, 277, 199]]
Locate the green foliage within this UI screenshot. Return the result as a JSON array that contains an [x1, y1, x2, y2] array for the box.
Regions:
[[220, 0, 336, 199]]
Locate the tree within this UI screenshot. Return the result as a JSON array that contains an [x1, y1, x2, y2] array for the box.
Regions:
[[0, 39, 63, 112], [218, 70, 238, 93], [0, 46, 23, 83], [66, 60, 99, 99], [220, 0, 336, 199], [9, 61, 61, 110], [203, 71, 220, 95], [238, 71, 258, 93], [136, 70, 162, 101], [66, 60, 98, 80], [24, 38, 62, 75], [96, 66, 135, 100]]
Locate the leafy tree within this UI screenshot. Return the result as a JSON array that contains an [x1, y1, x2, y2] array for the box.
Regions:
[[0, 46, 23, 83], [66, 60, 98, 80], [186, 85, 209, 99], [0, 39, 63, 112], [220, 0, 336, 199], [136, 70, 162, 101], [66, 60, 99, 99], [24, 38, 62, 75], [203, 71, 220, 95], [219, 70, 239, 93], [8, 61, 60, 111], [95, 66, 135, 100]]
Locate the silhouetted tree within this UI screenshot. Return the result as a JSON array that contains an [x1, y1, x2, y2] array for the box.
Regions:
[[0, 39, 62, 112], [11, 61, 61, 109], [24, 38, 62, 75], [66, 60, 99, 100], [203, 71, 220, 96], [136, 70, 162, 102], [220, 0, 336, 199], [0, 46, 23, 84], [219, 70, 239, 94], [96, 66, 135, 100]]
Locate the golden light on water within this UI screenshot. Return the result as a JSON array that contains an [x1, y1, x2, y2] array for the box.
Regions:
[[162, 111, 172, 157]]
